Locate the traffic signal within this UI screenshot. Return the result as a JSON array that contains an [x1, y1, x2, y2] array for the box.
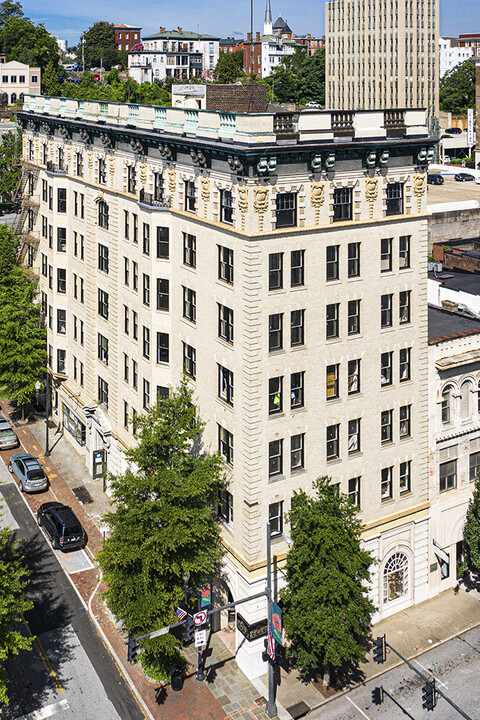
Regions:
[[371, 687, 384, 705], [185, 615, 195, 643], [422, 680, 436, 711], [127, 633, 139, 664], [373, 635, 386, 664]]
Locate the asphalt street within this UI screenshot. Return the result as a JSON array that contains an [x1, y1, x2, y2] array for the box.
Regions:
[[311, 627, 480, 720], [0, 460, 144, 720]]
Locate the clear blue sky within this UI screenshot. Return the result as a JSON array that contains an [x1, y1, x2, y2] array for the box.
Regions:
[[21, 0, 480, 47]]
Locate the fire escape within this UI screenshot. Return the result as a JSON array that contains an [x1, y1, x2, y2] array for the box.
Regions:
[[12, 159, 40, 264]]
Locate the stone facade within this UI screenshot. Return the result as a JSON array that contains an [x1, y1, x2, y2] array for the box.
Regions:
[[18, 95, 435, 677]]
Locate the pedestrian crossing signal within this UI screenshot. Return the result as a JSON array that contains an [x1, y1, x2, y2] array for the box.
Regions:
[[127, 633, 139, 664]]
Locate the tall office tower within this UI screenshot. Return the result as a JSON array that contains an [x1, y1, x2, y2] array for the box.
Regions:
[[18, 96, 434, 677], [326, 0, 439, 122]]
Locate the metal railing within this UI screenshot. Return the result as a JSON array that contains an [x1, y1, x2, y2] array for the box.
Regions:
[[138, 189, 170, 209]]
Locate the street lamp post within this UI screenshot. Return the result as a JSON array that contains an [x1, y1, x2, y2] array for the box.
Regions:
[[265, 522, 277, 718], [82, 37, 85, 73], [44, 371, 51, 457]]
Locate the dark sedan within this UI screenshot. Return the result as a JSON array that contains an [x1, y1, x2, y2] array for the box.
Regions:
[[454, 173, 475, 182], [427, 173, 444, 185]]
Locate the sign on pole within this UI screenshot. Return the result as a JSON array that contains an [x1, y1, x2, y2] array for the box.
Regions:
[[193, 610, 208, 626], [195, 629, 207, 647], [467, 108, 475, 153], [200, 582, 212, 608], [267, 626, 275, 660], [271, 602, 283, 646]]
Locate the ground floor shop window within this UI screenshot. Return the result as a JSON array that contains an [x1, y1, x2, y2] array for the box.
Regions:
[[62, 403, 86, 446], [383, 552, 409, 603]]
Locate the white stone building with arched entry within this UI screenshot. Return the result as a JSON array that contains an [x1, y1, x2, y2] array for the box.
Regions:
[[428, 304, 480, 598], [0, 61, 40, 104]]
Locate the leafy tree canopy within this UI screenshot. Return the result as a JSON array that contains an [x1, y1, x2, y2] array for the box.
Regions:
[[0, 521, 33, 705], [214, 52, 245, 84], [0, 130, 21, 199], [0, 225, 46, 411], [463, 472, 480, 574], [267, 47, 325, 105], [280, 477, 375, 679], [0, 11, 61, 78], [439, 58, 476, 114], [0, 0, 23, 25], [97, 380, 224, 664], [49, 72, 171, 107], [77, 21, 119, 71]]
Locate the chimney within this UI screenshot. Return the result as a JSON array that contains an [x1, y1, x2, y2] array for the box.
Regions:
[[247, 32, 251, 41], [287, 33, 292, 40], [160, 27, 165, 33], [256, 31, 260, 40], [178, 27, 183, 34]]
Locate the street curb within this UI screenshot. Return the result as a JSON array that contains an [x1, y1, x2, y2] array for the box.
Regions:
[[307, 618, 480, 714], [0, 453, 155, 720]]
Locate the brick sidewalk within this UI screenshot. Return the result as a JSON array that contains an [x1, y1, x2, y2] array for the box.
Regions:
[[0, 404, 269, 720]]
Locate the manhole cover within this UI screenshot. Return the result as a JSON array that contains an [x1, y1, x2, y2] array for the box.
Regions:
[[72, 486, 94, 504], [286, 701, 310, 719]]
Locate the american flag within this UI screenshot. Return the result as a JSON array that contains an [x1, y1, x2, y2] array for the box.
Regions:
[[175, 607, 187, 621], [267, 626, 275, 661]]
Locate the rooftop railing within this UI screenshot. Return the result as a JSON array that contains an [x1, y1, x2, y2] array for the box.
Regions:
[[21, 95, 430, 146]]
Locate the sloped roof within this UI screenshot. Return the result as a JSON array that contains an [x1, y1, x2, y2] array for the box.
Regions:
[[273, 16, 292, 33]]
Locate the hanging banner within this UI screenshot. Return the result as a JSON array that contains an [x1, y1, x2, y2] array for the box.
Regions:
[[200, 582, 212, 608], [271, 602, 283, 646], [467, 108, 475, 150]]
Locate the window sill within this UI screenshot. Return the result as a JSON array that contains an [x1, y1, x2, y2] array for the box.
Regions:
[[326, 457, 341, 464], [269, 411, 285, 418], [381, 497, 395, 504], [217, 337, 234, 349], [268, 473, 284, 484], [268, 348, 285, 356], [269, 288, 286, 295], [217, 397, 234, 411], [399, 490, 412, 497]]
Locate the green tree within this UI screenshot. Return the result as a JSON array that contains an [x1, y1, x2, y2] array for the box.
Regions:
[[0, 0, 23, 25], [0, 227, 46, 415], [0, 15, 60, 76], [0, 521, 33, 705], [40, 60, 61, 97], [280, 477, 375, 681], [0, 130, 21, 201], [298, 48, 325, 105], [463, 473, 480, 574], [78, 21, 119, 71], [440, 58, 476, 114], [269, 64, 298, 102], [214, 52, 245, 83], [97, 380, 224, 667]]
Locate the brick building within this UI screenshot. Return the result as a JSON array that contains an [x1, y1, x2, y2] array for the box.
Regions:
[[114, 24, 142, 52]]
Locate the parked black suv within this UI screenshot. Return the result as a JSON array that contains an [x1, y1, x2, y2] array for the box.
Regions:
[[37, 502, 86, 551], [427, 173, 444, 185]]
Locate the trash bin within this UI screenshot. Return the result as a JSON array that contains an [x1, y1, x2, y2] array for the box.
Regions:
[[171, 664, 184, 692]]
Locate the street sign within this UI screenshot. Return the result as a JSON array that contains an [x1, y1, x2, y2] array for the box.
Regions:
[[195, 629, 207, 647], [271, 602, 283, 646], [149, 626, 170, 640], [193, 610, 207, 626]]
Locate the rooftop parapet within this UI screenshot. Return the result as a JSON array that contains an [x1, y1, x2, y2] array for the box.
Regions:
[[22, 94, 430, 147]]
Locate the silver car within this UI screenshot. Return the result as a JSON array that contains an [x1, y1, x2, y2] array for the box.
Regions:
[[0, 416, 19, 450], [8, 453, 48, 492]]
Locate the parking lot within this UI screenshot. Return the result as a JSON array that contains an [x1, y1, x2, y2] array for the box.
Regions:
[[427, 171, 480, 205]]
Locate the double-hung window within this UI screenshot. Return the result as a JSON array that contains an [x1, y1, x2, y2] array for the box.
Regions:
[[269, 502, 283, 535], [157, 333, 169, 364], [381, 409, 393, 444], [348, 242, 360, 277], [326, 424, 340, 460], [399, 235, 411, 269], [333, 186, 352, 221], [381, 352, 393, 386], [386, 182, 403, 215], [218, 425, 233, 465], [128, 165, 136, 194], [218, 365, 234, 405], [291, 310, 305, 347], [347, 299, 360, 335], [269, 313, 283, 351], [348, 419, 361, 454], [185, 179, 196, 212], [326, 364, 339, 400], [348, 477, 361, 507], [218, 246, 234, 284], [157, 227, 169, 259], [326, 303, 339, 339], [157, 279, 169, 311], [269, 440, 283, 477], [291, 250, 305, 286], [98, 157, 106, 184], [98, 289, 109, 319], [269, 253, 283, 290], [381, 237, 392, 272], [326, 245, 339, 281], [220, 189, 233, 223], [218, 304, 234, 344], [399, 347, 411, 382], [399, 404, 411, 438], [183, 342, 196, 379], [291, 434, 305, 471], [269, 377, 283, 414], [182, 287, 196, 323], [98, 334, 108, 364], [381, 467, 393, 501], [218, 489, 233, 526], [291, 372, 304, 408], [381, 294, 393, 328], [400, 461, 411, 494], [348, 359, 360, 394], [276, 192, 296, 227], [183, 233, 196, 268], [399, 290, 411, 324]]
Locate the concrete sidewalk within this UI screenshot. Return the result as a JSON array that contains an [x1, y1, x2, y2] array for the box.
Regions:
[[3, 404, 480, 720]]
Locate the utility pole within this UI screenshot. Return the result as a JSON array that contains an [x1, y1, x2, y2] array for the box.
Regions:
[[82, 36, 85, 73], [265, 522, 277, 718]]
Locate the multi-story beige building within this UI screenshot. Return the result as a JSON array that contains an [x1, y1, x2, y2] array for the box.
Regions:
[[18, 97, 435, 677], [325, 0, 439, 122]]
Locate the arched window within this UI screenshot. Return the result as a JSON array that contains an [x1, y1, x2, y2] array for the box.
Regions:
[[441, 387, 451, 424], [477, 380, 480, 414], [98, 200, 109, 229], [460, 381, 471, 420], [10, 92, 16, 104], [383, 552, 409, 603], [19, 93, 24, 101]]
